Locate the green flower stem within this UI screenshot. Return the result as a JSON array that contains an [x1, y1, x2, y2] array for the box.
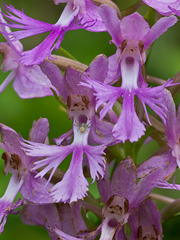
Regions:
[[81, 207, 95, 229], [84, 193, 102, 220], [83, 201, 102, 219], [144, 7, 157, 27], [57, 47, 77, 60], [121, 1, 145, 17]]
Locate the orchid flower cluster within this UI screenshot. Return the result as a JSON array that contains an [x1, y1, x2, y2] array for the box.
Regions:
[[0, 0, 180, 239]]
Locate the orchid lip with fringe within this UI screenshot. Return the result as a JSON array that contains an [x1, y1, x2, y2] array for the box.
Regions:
[[82, 75, 174, 143]]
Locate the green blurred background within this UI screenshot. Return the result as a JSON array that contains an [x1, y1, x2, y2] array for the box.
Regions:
[[0, 0, 180, 239]]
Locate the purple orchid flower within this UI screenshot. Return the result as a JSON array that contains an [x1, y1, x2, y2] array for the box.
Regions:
[[20, 55, 121, 203], [169, 6, 180, 16], [21, 204, 61, 240], [54, 0, 106, 32], [20, 202, 86, 240], [137, 149, 180, 191], [0, 118, 53, 234], [41, 55, 115, 146], [82, 5, 177, 143], [137, 90, 180, 190], [142, 0, 180, 16], [80, 158, 163, 240], [129, 198, 162, 240], [21, 110, 106, 203], [0, 12, 56, 98], [0, 1, 105, 66], [164, 90, 180, 168]]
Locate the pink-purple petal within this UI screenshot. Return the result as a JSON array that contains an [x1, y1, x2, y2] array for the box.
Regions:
[[113, 90, 145, 143], [84, 144, 106, 182], [0, 43, 19, 71], [111, 158, 136, 199], [89, 115, 114, 145], [20, 205, 45, 226], [19, 28, 64, 66], [164, 90, 177, 148], [29, 118, 49, 143], [21, 172, 53, 204], [156, 179, 180, 190], [97, 166, 111, 204], [40, 60, 65, 96], [78, 0, 106, 32], [169, 5, 180, 16], [130, 168, 163, 209], [53, 129, 73, 146], [142, 0, 180, 15], [137, 152, 177, 180], [136, 81, 173, 125], [98, 5, 123, 46], [13, 65, 54, 98], [87, 54, 108, 83], [22, 139, 65, 157], [142, 15, 178, 47], [86, 79, 122, 119], [0, 12, 23, 52], [129, 198, 162, 240], [20, 203, 61, 240], [3, 4, 53, 27], [59, 202, 86, 234], [51, 147, 89, 203], [0, 124, 28, 164], [32, 147, 72, 181], [51, 227, 84, 240], [120, 12, 150, 40], [66, 67, 94, 101], [56, 2, 79, 26], [115, 227, 126, 240], [104, 49, 121, 84]]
